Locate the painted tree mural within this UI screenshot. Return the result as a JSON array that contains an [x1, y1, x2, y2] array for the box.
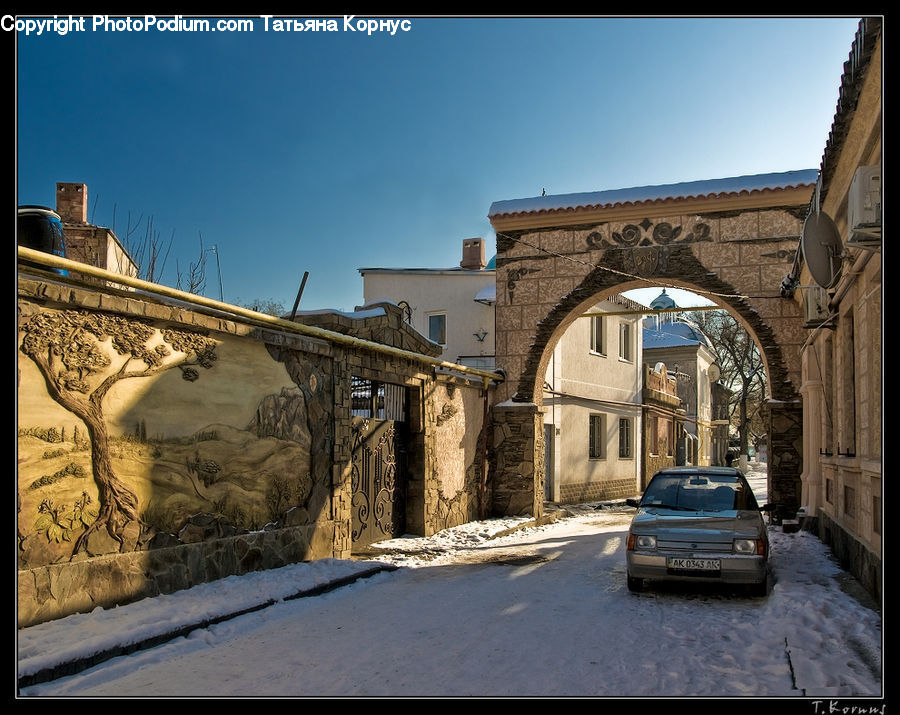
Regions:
[[20, 309, 218, 557]]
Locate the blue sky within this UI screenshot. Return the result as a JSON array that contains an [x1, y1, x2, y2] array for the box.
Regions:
[[15, 15, 862, 311]]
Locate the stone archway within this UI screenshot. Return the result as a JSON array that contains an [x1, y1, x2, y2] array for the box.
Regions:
[[489, 175, 813, 519]]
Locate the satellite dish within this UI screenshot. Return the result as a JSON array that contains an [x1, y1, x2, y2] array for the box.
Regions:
[[801, 211, 843, 289], [708, 364, 721, 383]]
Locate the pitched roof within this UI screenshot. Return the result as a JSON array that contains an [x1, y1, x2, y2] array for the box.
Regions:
[[488, 169, 818, 219]]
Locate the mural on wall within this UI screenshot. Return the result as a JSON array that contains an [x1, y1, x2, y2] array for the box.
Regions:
[[18, 308, 322, 570]]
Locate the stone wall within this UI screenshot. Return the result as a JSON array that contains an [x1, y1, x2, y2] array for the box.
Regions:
[[17, 277, 495, 625], [18, 522, 334, 628], [817, 510, 882, 602], [559, 478, 636, 504], [426, 377, 490, 531], [490, 199, 811, 518], [491, 402, 544, 517]]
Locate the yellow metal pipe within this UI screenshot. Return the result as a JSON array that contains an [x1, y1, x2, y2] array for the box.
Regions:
[[17, 246, 504, 384]]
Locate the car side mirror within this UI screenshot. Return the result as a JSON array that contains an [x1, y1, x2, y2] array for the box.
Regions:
[[626, 498, 641, 508]]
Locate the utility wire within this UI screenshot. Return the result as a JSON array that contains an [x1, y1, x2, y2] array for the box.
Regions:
[[495, 231, 755, 302]]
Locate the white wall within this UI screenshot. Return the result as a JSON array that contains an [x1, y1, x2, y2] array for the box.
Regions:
[[543, 301, 643, 498], [361, 269, 495, 367]]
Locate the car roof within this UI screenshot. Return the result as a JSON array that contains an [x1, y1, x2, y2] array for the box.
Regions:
[[652, 466, 745, 478]]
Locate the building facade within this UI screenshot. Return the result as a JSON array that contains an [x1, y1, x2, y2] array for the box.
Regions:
[[542, 296, 645, 503], [641, 361, 685, 489], [361, 240, 647, 504], [642, 293, 720, 467], [790, 18, 881, 599], [360, 238, 496, 370]]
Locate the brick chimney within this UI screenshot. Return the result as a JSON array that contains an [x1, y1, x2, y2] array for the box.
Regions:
[[56, 182, 88, 224], [460, 238, 486, 270]]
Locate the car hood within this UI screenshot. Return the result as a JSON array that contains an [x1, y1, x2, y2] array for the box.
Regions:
[[630, 509, 764, 539]]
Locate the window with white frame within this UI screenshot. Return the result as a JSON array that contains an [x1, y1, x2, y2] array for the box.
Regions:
[[619, 417, 633, 458], [618, 322, 632, 361], [589, 414, 606, 459], [590, 315, 605, 355], [428, 313, 446, 345]]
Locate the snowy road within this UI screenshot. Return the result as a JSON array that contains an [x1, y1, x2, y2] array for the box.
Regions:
[[19, 470, 882, 698]]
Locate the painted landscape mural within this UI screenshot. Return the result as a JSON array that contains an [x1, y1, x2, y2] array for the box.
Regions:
[[17, 308, 327, 570]]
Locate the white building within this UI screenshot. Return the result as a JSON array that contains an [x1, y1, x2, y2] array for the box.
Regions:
[[359, 238, 496, 370], [360, 239, 645, 504]]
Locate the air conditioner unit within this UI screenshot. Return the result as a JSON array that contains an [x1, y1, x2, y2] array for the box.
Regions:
[[847, 165, 881, 246], [803, 286, 830, 328]]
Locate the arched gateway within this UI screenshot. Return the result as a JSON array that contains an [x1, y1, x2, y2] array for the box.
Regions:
[[488, 170, 816, 520]]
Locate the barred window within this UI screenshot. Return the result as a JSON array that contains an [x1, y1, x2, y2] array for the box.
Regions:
[[619, 417, 633, 458], [589, 414, 605, 459]]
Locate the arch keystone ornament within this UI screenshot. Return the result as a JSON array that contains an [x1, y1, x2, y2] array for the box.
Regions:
[[488, 171, 818, 520]]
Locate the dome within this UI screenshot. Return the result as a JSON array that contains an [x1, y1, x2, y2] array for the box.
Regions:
[[485, 254, 496, 270], [650, 288, 677, 311]]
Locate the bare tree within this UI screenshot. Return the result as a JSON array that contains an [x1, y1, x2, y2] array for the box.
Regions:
[[693, 310, 767, 457], [239, 298, 287, 317], [111, 206, 176, 284], [176, 232, 209, 295]]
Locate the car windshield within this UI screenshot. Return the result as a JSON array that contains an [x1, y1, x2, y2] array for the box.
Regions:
[[640, 473, 759, 512]]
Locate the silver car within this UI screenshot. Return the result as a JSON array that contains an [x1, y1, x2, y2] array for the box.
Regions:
[[625, 467, 772, 596]]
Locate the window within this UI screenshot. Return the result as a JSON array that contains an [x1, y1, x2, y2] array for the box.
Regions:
[[618, 322, 632, 361], [649, 415, 659, 456], [589, 414, 605, 459], [826, 478, 834, 504], [840, 310, 856, 453], [350, 377, 407, 421], [428, 313, 446, 345], [590, 315, 605, 354], [619, 417, 633, 458], [873, 495, 881, 535], [843, 485, 856, 517], [666, 419, 674, 456]]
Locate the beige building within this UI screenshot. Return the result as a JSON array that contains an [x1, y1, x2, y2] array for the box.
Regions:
[[542, 297, 645, 502], [789, 18, 881, 599], [642, 296, 719, 467]]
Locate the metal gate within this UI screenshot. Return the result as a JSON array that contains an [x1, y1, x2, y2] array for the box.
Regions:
[[350, 379, 407, 549]]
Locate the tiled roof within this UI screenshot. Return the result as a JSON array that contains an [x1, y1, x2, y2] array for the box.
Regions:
[[488, 169, 818, 219], [815, 16, 882, 207]]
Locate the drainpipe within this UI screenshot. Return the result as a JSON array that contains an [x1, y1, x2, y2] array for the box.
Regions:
[[479, 377, 490, 520]]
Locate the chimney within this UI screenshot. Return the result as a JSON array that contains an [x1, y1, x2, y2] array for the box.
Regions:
[[56, 182, 88, 224], [460, 238, 486, 270]]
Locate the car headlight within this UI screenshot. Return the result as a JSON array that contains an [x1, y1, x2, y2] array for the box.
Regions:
[[733, 538, 765, 555], [627, 534, 657, 551]]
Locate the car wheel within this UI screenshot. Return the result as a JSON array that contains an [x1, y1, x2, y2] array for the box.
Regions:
[[747, 578, 768, 597], [627, 574, 644, 593]]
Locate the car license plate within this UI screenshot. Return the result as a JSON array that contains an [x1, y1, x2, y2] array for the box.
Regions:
[[667, 558, 720, 571]]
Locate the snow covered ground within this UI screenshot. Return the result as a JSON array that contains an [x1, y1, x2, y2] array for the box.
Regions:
[[18, 464, 883, 699]]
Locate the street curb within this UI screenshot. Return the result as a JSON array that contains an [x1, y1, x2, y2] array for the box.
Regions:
[[17, 563, 398, 691]]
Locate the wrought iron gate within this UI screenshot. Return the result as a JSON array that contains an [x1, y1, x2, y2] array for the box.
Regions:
[[349, 378, 407, 549]]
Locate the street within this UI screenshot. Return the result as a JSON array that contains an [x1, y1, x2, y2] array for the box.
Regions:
[[19, 465, 882, 698]]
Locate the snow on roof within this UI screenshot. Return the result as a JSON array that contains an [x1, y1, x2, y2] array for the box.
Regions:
[[474, 284, 496, 304], [488, 169, 819, 218], [643, 320, 712, 350]]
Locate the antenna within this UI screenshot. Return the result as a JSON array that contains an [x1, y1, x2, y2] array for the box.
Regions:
[[801, 211, 843, 290]]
